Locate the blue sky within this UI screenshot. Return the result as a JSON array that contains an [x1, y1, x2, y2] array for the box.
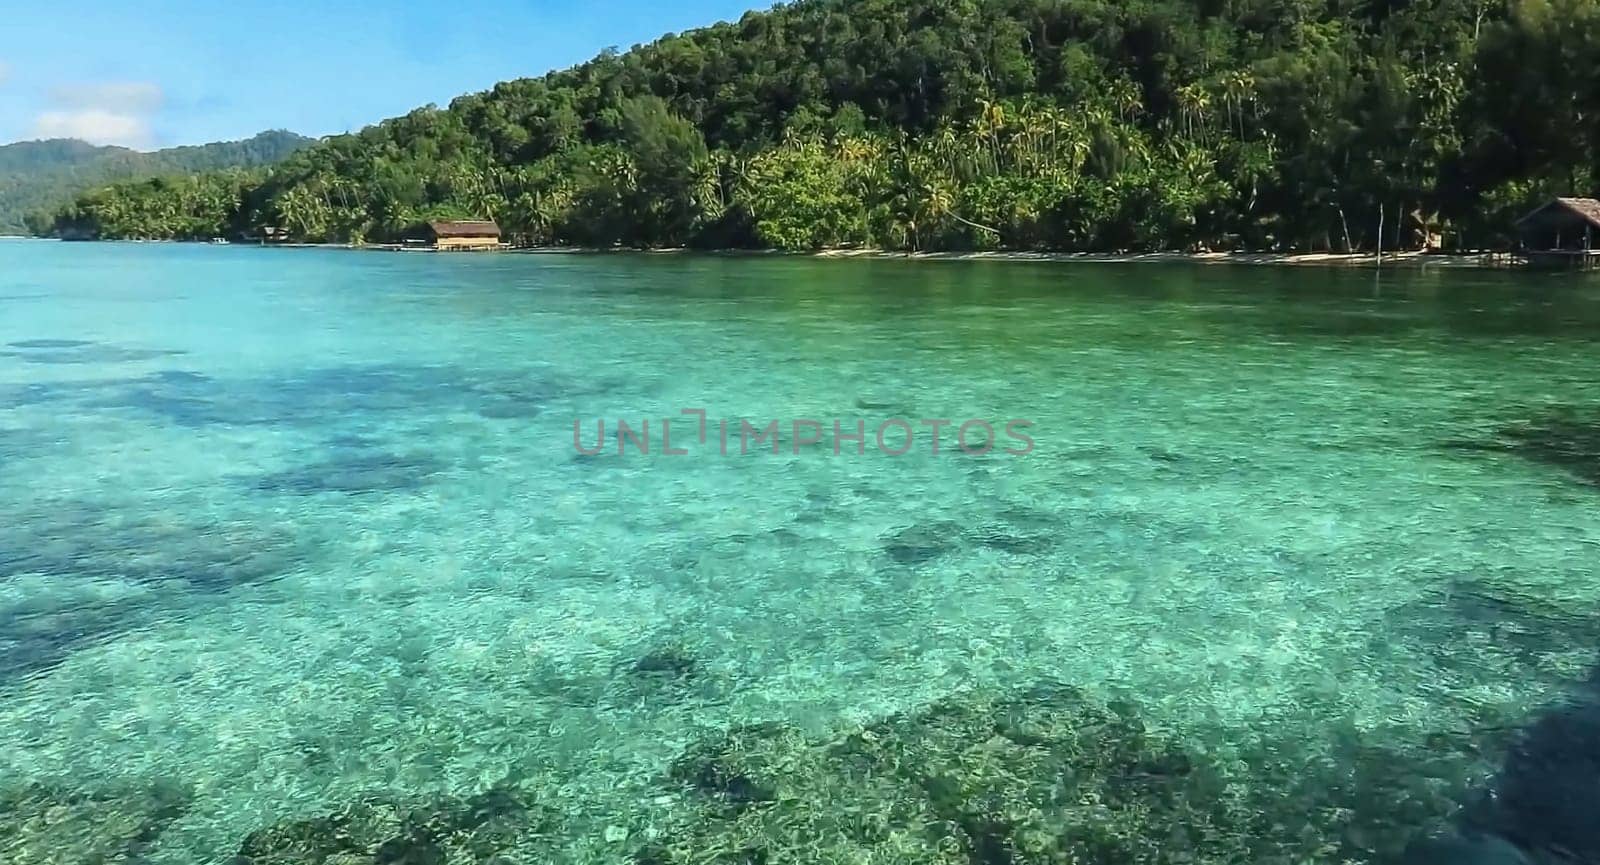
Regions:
[[0, 0, 763, 150]]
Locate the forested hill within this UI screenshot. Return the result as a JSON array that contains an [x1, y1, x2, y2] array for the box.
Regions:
[[44, 0, 1600, 252], [0, 131, 312, 234]]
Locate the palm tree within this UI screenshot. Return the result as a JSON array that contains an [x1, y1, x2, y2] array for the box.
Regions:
[[1177, 83, 1212, 141]]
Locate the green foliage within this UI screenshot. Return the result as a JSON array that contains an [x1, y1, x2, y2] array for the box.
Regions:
[[42, 0, 1600, 251], [52, 172, 261, 241], [0, 131, 311, 235], [739, 135, 874, 249]]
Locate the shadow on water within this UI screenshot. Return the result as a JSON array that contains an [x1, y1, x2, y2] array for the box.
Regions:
[[1410, 669, 1600, 865]]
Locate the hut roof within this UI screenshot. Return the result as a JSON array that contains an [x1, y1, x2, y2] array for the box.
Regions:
[[428, 220, 501, 238], [1516, 197, 1600, 230]]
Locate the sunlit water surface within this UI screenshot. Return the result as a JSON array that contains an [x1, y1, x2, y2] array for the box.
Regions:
[[3, 242, 1600, 862]]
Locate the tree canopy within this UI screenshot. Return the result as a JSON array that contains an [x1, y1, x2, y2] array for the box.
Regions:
[[41, 0, 1600, 252]]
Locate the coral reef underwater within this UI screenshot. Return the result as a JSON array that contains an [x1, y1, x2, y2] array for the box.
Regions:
[[0, 780, 192, 865], [12, 677, 1581, 865]]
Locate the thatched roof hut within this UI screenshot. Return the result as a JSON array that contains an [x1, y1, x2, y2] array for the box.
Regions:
[[426, 220, 501, 250], [1516, 198, 1600, 250]]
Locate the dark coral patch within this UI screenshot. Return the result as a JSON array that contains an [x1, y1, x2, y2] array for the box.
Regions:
[[6, 339, 97, 349], [643, 683, 1483, 865], [234, 784, 556, 865], [604, 643, 718, 707], [881, 521, 964, 565], [0, 779, 192, 864], [1444, 407, 1600, 488], [970, 527, 1054, 555], [84, 364, 588, 428], [0, 504, 300, 591], [0, 343, 187, 364], [1383, 576, 1600, 680], [630, 645, 700, 680], [668, 722, 799, 809], [251, 452, 444, 496], [0, 504, 303, 682]]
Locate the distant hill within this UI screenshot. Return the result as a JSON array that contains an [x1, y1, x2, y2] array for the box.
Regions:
[[0, 130, 314, 233], [43, 0, 1600, 250]]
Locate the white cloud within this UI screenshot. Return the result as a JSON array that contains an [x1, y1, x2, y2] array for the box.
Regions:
[[49, 82, 164, 113], [32, 109, 153, 148], [29, 80, 164, 149]]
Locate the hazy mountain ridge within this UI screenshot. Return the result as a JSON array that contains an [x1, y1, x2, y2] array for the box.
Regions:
[[0, 130, 314, 233]]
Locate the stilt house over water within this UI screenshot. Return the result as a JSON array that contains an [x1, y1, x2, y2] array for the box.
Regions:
[[1516, 197, 1600, 269]]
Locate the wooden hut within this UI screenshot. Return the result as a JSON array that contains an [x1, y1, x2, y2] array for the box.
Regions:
[[426, 220, 501, 251], [1516, 197, 1600, 269]]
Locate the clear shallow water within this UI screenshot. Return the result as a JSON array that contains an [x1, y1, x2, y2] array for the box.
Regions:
[[3, 242, 1600, 863]]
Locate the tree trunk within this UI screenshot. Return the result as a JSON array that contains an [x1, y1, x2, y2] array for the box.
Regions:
[[1376, 203, 1384, 263], [949, 211, 1002, 239]]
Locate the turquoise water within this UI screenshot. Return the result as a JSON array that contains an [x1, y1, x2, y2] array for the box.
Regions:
[[3, 241, 1600, 863]]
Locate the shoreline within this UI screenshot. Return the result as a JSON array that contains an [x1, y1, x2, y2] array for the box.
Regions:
[[510, 246, 1518, 269], [807, 248, 1503, 268], [23, 237, 1523, 268]]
